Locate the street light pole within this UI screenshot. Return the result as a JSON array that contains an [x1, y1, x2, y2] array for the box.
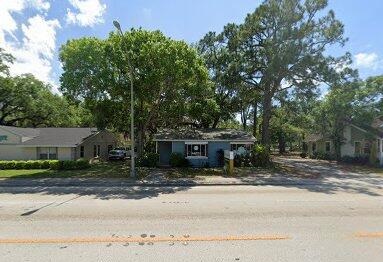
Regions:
[[113, 20, 135, 178]]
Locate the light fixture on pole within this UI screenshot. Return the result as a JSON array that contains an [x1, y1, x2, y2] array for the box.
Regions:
[[113, 20, 135, 178]]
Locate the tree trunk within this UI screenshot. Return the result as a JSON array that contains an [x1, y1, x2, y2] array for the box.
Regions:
[[212, 116, 220, 128], [241, 110, 247, 131], [278, 134, 286, 154], [261, 90, 272, 146], [252, 101, 258, 138]]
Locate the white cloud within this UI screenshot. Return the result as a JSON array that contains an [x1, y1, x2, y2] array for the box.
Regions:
[[27, 0, 50, 11], [0, 1, 60, 92], [66, 0, 106, 27], [354, 52, 382, 70], [0, 0, 24, 43]]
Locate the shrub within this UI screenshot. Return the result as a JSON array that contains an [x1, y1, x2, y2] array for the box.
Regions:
[[61, 160, 78, 170], [251, 145, 271, 167], [234, 153, 252, 167], [340, 155, 369, 165], [169, 153, 189, 167], [0, 160, 90, 170], [300, 152, 307, 158], [27, 161, 43, 169], [137, 152, 159, 167], [0, 161, 16, 169], [14, 161, 26, 169], [49, 160, 62, 170], [40, 161, 51, 169], [75, 159, 90, 169]]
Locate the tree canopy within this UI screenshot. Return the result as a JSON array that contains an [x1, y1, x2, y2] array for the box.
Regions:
[[0, 48, 92, 128], [60, 29, 218, 154]]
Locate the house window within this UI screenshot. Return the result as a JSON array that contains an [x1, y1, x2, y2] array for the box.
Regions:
[[39, 147, 57, 160], [186, 143, 208, 158], [93, 145, 101, 157], [312, 142, 317, 153], [354, 141, 361, 155], [363, 142, 371, 155], [325, 141, 331, 152], [80, 146, 84, 158], [231, 143, 253, 154]]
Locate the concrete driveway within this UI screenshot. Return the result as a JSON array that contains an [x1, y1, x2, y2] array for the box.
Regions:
[[273, 156, 383, 196]]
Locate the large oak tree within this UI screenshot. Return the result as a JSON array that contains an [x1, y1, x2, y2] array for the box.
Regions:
[[60, 29, 217, 155]]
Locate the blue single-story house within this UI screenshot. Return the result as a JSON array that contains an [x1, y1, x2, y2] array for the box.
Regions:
[[154, 129, 256, 167]]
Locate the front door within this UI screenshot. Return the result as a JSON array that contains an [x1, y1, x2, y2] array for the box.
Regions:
[[159, 142, 172, 166]]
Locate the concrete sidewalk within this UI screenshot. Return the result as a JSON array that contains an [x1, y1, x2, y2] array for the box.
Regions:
[[0, 173, 320, 188], [0, 157, 381, 191]]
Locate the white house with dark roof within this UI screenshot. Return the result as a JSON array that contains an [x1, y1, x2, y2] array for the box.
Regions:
[[0, 126, 117, 161], [305, 118, 383, 166]]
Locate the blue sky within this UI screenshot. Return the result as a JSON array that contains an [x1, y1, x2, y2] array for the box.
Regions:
[[1, 0, 383, 93]]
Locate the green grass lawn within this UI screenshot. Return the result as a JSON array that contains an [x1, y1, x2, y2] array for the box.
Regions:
[[0, 162, 132, 179], [0, 162, 275, 179]]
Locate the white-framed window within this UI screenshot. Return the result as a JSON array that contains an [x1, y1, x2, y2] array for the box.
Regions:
[[325, 141, 331, 152], [93, 145, 101, 157], [185, 142, 208, 158], [230, 143, 253, 155], [39, 147, 57, 160]]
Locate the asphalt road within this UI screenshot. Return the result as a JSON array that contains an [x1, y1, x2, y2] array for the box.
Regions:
[[1, 182, 383, 262]]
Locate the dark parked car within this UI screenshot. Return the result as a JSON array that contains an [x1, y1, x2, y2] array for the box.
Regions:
[[108, 150, 126, 160]]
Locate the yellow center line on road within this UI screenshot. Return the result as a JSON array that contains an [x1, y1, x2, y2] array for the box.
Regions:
[[0, 235, 290, 244], [354, 232, 383, 238]]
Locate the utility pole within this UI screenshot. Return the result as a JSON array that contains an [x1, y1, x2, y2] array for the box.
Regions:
[[113, 20, 135, 178]]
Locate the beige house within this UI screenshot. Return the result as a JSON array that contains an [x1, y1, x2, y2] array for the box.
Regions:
[[0, 126, 117, 161], [306, 120, 383, 165]]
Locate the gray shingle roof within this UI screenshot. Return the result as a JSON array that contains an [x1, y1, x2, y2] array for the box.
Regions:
[[0, 126, 98, 146], [0, 125, 39, 138], [154, 128, 256, 141], [21, 128, 98, 146]]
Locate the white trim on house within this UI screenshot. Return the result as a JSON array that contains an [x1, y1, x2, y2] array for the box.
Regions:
[[185, 141, 208, 145], [229, 141, 254, 145], [186, 156, 208, 159], [156, 139, 256, 142]]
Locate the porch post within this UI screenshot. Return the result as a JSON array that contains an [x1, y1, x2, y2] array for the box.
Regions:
[[380, 139, 383, 166]]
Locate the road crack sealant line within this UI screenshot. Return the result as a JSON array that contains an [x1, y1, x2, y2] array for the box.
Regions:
[[0, 235, 291, 244]]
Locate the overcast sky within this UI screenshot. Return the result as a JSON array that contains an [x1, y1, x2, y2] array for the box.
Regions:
[[1, 0, 383, 93]]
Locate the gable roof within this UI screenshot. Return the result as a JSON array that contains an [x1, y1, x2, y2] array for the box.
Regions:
[[0, 125, 39, 138], [347, 119, 383, 138], [20, 128, 98, 146], [371, 116, 383, 137], [0, 126, 99, 146], [154, 128, 256, 141]]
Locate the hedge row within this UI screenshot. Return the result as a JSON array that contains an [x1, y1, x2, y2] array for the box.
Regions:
[[0, 159, 90, 170]]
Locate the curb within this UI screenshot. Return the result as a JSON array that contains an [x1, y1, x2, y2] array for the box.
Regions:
[[0, 179, 321, 188]]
